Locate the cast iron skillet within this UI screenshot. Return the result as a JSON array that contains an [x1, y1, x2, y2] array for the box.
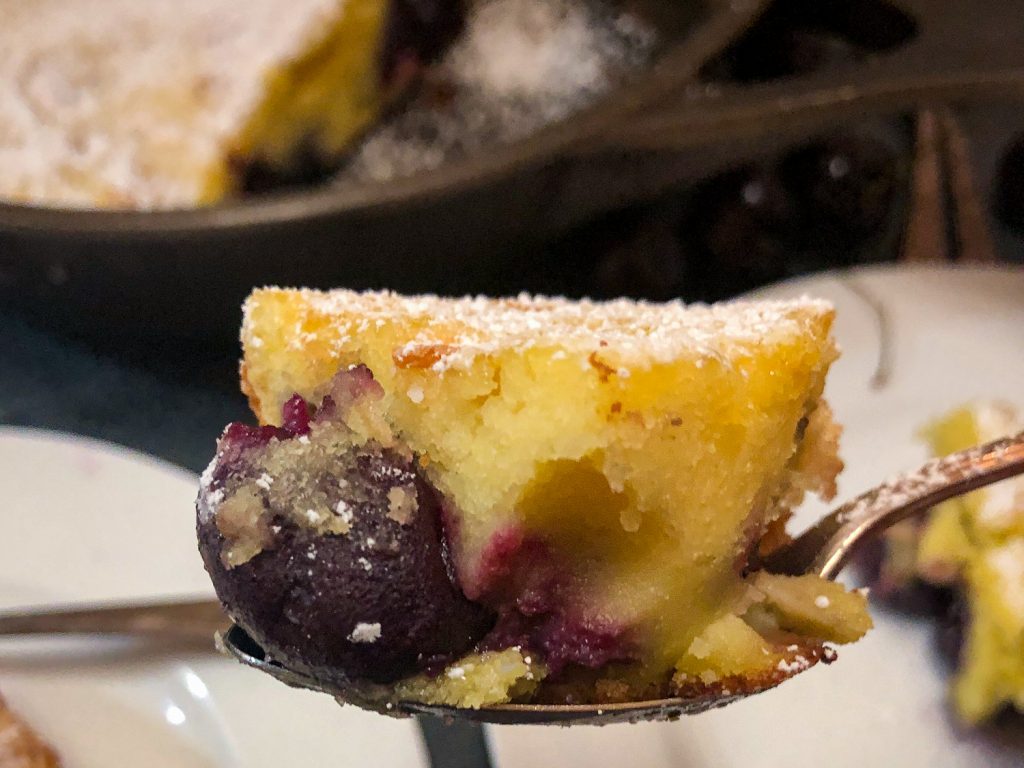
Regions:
[[3, 0, 1024, 343], [0, 0, 767, 343]]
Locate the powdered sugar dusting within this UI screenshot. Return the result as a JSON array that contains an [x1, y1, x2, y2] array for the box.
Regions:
[[987, 540, 1024, 625], [1, 0, 340, 209], [777, 654, 811, 674], [978, 479, 1024, 532], [833, 432, 1024, 572], [341, 0, 655, 183], [450, 0, 647, 102], [972, 401, 1024, 532], [837, 458, 959, 526], [197, 456, 222, 522], [245, 288, 835, 373]]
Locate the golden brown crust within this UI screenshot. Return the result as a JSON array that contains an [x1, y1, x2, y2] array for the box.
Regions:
[[239, 287, 837, 425], [670, 641, 828, 700], [239, 360, 263, 424], [516, 641, 828, 710], [0, 694, 61, 768], [787, 400, 844, 504], [392, 344, 457, 370]]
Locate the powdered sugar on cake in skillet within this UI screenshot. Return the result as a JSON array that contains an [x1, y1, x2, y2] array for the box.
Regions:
[[242, 288, 835, 373], [341, 0, 655, 183], [1, 0, 340, 209]]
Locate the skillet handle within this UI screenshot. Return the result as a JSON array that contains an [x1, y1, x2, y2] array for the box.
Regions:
[[581, 0, 1024, 155]]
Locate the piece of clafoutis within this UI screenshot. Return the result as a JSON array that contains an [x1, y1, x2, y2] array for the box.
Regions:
[[198, 289, 871, 713]]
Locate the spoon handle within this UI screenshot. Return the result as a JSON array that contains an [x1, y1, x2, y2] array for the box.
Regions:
[[0, 598, 225, 642], [764, 430, 1024, 580]]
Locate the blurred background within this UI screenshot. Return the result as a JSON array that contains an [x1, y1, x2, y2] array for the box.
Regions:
[[4, 0, 1024, 395], [1, 0, 1023, 766]]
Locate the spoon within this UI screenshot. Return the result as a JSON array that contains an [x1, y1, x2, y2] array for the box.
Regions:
[[0, 598, 226, 644], [2, 434, 1020, 723], [219, 430, 1024, 725]]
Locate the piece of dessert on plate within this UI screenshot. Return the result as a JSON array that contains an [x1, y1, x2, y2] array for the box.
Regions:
[[868, 402, 1024, 724], [1, 0, 462, 210], [0, 693, 61, 768], [197, 289, 871, 710]]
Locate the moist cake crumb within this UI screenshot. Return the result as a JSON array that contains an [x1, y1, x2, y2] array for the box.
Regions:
[[387, 487, 417, 525], [777, 656, 810, 674]]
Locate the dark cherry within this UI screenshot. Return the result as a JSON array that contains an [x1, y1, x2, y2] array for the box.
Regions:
[[935, 591, 969, 671], [482, 609, 634, 677], [279, 394, 311, 435], [197, 368, 493, 684], [682, 164, 797, 298], [779, 132, 902, 252], [380, 0, 467, 87], [701, 0, 916, 84], [995, 136, 1024, 235]]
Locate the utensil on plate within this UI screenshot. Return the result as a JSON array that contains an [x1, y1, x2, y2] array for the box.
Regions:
[[0, 599, 225, 644]]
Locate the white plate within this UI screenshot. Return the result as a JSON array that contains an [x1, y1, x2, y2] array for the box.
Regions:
[[0, 428, 427, 768], [488, 265, 1024, 768]]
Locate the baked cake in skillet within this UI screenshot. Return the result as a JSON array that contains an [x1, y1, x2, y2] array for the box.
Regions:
[[197, 289, 871, 710], [1, 0, 461, 209]]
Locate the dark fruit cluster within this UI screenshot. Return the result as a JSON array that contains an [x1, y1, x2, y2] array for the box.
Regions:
[[701, 0, 917, 84], [681, 128, 906, 299], [521, 125, 908, 303], [197, 367, 493, 684]]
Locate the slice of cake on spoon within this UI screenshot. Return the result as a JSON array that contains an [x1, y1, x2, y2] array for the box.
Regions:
[[198, 289, 871, 710]]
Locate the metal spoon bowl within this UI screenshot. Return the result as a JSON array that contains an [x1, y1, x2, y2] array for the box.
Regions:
[[217, 430, 1024, 725], [3, 431, 1018, 723]]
